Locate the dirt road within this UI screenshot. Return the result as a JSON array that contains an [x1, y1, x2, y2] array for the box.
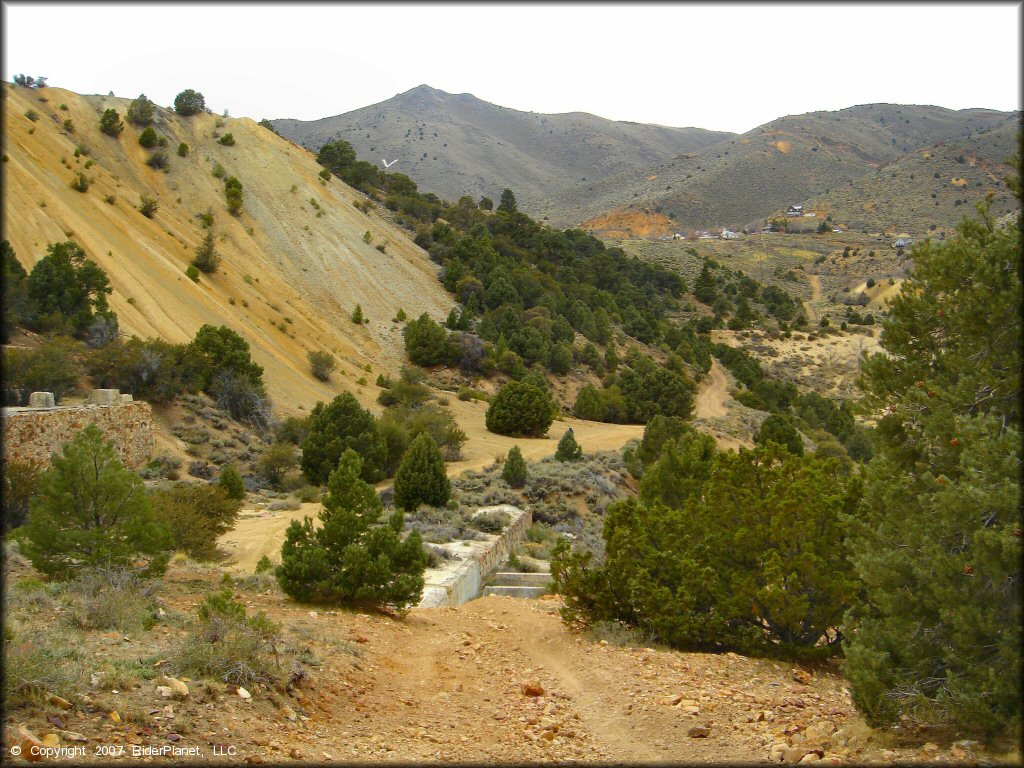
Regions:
[[153, 587, 949, 764], [803, 274, 822, 322], [693, 360, 730, 420]]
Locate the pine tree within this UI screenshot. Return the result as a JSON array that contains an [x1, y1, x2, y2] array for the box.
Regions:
[[754, 413, 804, 456], [22, 424, 171, 579], [693, 260, 718, 305], [844, 178, 1022, 738], [126, 94, 154, 126], [276, 449, 426, 612], [351, 304, 364, 324], [300, 393, 387, 484], [501, 445, 528, 488], [497, 188, 518, 214], [554, 428, 583, 462], [485, 379, 554, 437], [393, 433, 450, 511]]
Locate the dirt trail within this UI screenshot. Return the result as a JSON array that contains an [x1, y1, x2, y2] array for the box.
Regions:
[[804, 274, 822, 322], [693, 360, 730, 420], [159, 590, 939, 765]]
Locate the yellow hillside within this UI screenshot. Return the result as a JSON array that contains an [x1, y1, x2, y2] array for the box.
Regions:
[[3, 84, 453, 414]]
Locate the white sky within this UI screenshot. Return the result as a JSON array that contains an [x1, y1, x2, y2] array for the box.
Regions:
[[3, 2, 1020, 134]]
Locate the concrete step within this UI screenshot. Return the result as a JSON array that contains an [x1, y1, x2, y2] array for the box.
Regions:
[[489, 572, 551, 587], [482, 585, 548, 599]]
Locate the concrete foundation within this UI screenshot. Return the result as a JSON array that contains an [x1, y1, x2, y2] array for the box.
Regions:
[[418, 505, 531, 608]]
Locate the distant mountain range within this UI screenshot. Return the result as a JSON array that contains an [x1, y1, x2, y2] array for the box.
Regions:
[[274, 88, 1019, 235], [271, 85, 734, 211]]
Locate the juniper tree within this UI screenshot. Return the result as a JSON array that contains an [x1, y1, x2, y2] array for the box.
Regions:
[[276, 450, 426, 612], [554, 428, 583, 462], [393, 432, 450, 511]]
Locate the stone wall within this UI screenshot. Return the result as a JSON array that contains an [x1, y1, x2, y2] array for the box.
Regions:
[[419, 505, 532, 608], [2, 400, 154, 468]]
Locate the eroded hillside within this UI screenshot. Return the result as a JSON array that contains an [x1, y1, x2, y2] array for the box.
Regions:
[[3, 84, 453, 415]]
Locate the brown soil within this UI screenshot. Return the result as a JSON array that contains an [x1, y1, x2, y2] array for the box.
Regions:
[[579, 209, 676, 239]]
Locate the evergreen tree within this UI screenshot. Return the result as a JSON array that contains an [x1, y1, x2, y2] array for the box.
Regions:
[[554, 428, 583, 462], [218, 464, 246, 500], [189, 324, 264, 392], [844, 182, 1022, 737], [224, 176, 243, 216], [497, 188, 518, 213], [485, 379, 554, 437], [351, 304, 364, 324], [393, 433, 450, 511], [502, 445, 528, 488], [126, 94, 154, 126], [573, 384, 607, 422], [99, 108, 124, 137], [26, 240, 112, 337], [754, 413, 804, 456], [22, 424, 171, 579], [191, 230, 220, 273], [173, 89, 206, 116], [403, 312, 449, 366], [276, 449, 426, 612], [300, 393, 387, 484], [693, 260, 718, 305]]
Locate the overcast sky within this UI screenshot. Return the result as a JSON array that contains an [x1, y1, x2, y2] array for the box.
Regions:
[[3, 2, 1020, 133]]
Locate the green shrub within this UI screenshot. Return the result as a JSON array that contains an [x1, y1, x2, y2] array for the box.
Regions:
[[258, 442, 298, 490], [173, 586, 280, 688], [552, 442, 859, 659], [212, 161, 226, 179], [276, 450, 426, 612], [486, 379, 554, 437], [217, 464, 245, 500], [754, 413, 804, 456], [393, 433, 450, 511], [146, 151, 168, 170], [149, 483, 241, 560], [351, 303, 364, 324], [185, 264, 200, 282], [63, 566, 160, 632], [218, 133, 235, 146], [22, 424, 172, 579], [177, 142, 189, 157], [138, 126, 158, 148], [139, 194, 159, 218], [69, 171, 89, 192], [224, 176, 243, 216], [2, 335, 83, 405], [255, 555, 274, 574]]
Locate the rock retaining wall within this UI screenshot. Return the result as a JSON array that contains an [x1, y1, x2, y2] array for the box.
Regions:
[[2, 399, 154, 468], [419, 505, 531, 608]]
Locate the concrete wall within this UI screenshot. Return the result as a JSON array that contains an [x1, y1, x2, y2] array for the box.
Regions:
[[419, 505, 532, 608], [2, 399, 154, 468]]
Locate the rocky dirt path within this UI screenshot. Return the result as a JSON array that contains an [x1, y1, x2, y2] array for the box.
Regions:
[[804, 274, 822, 322]]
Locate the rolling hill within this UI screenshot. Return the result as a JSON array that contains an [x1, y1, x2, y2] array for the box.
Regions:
[[271, 85, 734, 213], [798, 117, 1020, 235], [535, 104, 1017, 233]]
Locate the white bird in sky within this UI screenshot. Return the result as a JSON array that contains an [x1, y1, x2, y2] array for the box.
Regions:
[[381, 158, 398, 169]]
